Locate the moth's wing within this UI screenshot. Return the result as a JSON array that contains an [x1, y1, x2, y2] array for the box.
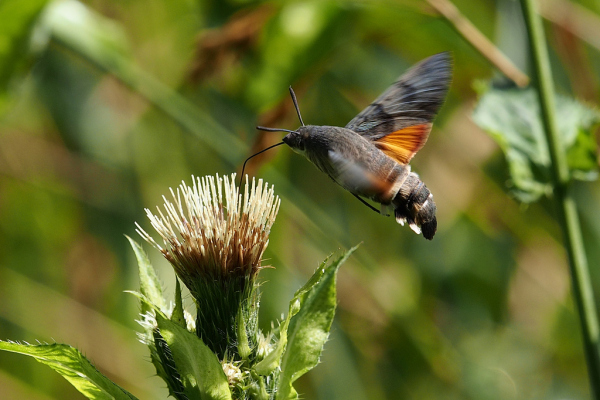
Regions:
[[328, 150, 392, 196], [345, 52, 452, 164]]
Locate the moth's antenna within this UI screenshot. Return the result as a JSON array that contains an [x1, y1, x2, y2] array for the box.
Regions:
[[256, 126, 297, 134], [239, 141, 286, 187], [289, 86, 305, 126]]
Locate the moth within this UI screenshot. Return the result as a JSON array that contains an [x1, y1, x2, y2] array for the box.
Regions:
[[245, 52, 451, 240]]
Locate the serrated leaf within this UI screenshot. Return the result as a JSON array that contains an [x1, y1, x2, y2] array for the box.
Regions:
[[275, 246, 358, 400], [0, 341, 137, 400], [253, 253, 333, 376], [155, 314, 232, 400], [473, 85, 599, 202], [152, 329, 188, 400], [125, 286, 178, 397], [126, 236, 166, 313]]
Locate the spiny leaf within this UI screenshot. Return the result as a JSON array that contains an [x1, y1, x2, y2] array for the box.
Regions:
[[155, 314, 232, 400], [275, 245, 358, 400], [0, 341, 137, 400], [126, 235, 166, 313], [153, 329, 188, 400], [252, 253, 333, 376]]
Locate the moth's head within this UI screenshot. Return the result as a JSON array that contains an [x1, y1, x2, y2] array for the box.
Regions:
[[283, 126, 313, 153]]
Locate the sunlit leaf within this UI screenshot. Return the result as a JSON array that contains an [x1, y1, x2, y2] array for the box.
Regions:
[[152, 328, 187, 400], [0, 341, 137, 400], [275, 246, 358, 400], [473, 85, 600, 202], [253, 253, 333, 376], [171, 278, 186, 328], [127, 236, 166, 314], [155, 314, 232, 400]]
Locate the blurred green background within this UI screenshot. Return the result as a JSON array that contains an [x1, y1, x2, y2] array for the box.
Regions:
[[1, 0, 599, 399]]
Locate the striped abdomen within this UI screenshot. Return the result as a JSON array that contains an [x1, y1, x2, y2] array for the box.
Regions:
[[377, 164, 437, 240], [389, 168, 437, 240]]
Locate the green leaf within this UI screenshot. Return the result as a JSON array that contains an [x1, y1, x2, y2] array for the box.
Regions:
[[171, 278, 186, 328], [236, 306, 252, 361], [472, 85, 600, 202], [152, 329, 187, 400], [275, 246, 358, 400], [0, 341, 137, 400], [0, 0, 49, 98], [253, 253, 334, 376], [125, 290, 188, 398], [126, 236, 166, 314], [155, 313, 232, 400], [124, 239, 182, 398]]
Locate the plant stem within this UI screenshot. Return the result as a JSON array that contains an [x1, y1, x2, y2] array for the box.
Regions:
[[520, 0, 600, 397], [427, 0, 530, 87]]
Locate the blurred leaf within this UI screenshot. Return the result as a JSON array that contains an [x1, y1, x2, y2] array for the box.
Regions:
[[32, 0, 131, 153], [43, 0, 130, 64], [0, 341, 137, 400], [0, 0, 48, 96], [155, 313, 232, 400], [473, 85, 600, 202], [246, 1, 351, 111], [275, 246, 358, 400]]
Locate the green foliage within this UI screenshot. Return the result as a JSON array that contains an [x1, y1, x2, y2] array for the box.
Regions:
[[0, 0, 48, 97], [0, 236, 355, 400], [0, 341, 137, 400], [127, 237, 182, 398], [171, 279, 187, 328], [153, 329, 188, 399], [253, 254, 329, 377], [155, 314, 232, 400], [276, 246, 358, 400], [246, 2, 350, 111], [127, 236, 166, 314], [2, 0, 600, 399], [473, 85, 600, 202]]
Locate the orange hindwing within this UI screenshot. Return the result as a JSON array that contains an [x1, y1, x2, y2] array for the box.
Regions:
[[375, 123, 432, 164]]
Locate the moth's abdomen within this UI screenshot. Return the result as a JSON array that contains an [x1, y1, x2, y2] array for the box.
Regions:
[[392, 172, 437, 240]]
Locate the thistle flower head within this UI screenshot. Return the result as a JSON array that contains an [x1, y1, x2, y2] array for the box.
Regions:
[[136, 174, 280, 289], [136, 174, 280, 357]]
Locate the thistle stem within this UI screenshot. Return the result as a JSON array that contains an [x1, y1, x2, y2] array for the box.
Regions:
[[520, 0, 600, 397]]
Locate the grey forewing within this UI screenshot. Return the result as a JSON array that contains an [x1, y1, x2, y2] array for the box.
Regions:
[[345, 52, 452, 140], [302, 126, 399, 195]]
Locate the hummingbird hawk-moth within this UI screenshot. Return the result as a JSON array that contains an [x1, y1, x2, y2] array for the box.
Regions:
[[247, 52, 451, 240]]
